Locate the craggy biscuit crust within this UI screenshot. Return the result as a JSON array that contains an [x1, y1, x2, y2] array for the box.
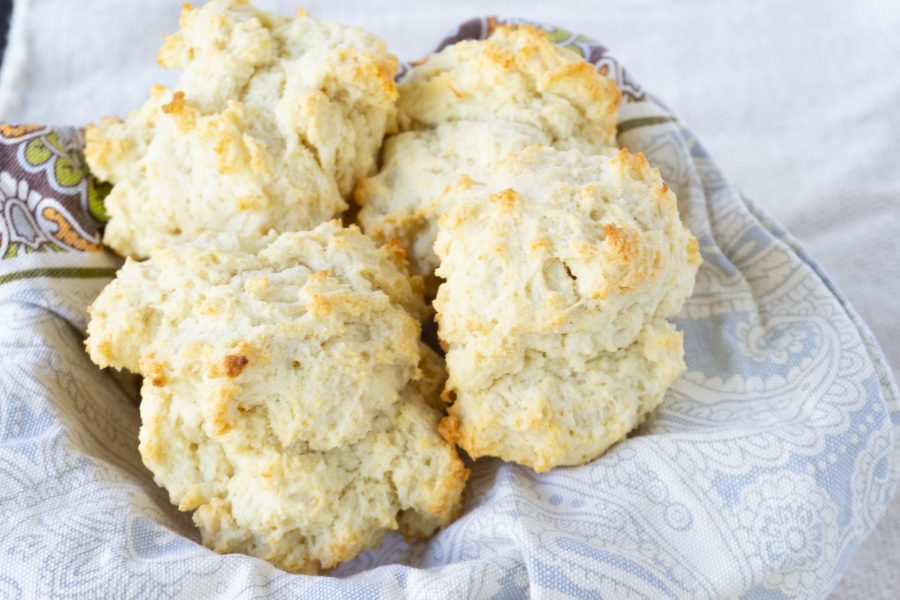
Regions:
[[397, 25, 620, 148], [86, 222, 467, 573], [87, 0, 398, 258], [433, 146, 701, 471]]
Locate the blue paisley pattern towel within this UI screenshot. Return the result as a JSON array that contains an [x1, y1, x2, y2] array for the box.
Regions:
[[0, 18, 897, 599]]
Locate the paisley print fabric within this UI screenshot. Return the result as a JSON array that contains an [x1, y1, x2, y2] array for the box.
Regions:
[[0, 125, 108, 259], [0, 18, 896, 599]]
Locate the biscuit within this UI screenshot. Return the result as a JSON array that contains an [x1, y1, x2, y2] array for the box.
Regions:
[[85, 222, 467, 573], [397, 25, 620, 148], [356, 120, 553, 289], [433, 146, 701, 471], [355, 25, 620, 291], [439, 320, 686, 472], [87, 0, 398, 258]]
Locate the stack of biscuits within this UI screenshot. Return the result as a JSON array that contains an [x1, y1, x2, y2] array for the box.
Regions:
[[84, 0, 700, 574]]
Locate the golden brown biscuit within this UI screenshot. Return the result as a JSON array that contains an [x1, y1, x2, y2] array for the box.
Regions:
[[85, 222, 467, 573], [87, 0, 398, 258], [397, 25, 620, 147], [433, 146, 701, 471]]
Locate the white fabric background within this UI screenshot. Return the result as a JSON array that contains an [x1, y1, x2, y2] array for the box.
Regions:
[[0, 0, 897, 597]]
